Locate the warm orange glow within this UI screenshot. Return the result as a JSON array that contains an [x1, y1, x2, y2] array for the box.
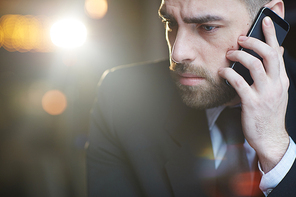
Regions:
[[85, 0, 108, 19], [42, 90, 67, 115], [230, 172, 261, 197], [0, 14, 54, 52]]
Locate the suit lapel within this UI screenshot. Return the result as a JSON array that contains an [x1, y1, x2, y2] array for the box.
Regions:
[[164, 96, 216, 197]]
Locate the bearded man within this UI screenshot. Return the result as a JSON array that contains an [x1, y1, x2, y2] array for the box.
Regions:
[[87, 0, 296, 196]]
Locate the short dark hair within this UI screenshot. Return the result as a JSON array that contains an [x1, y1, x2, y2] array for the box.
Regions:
[[242, 0, 272, 19]]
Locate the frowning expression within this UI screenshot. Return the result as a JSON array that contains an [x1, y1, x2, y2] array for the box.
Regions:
[[159, 0, 253, 109]]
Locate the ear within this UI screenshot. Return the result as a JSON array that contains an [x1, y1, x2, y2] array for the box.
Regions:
[[264, 0, 285, 18]]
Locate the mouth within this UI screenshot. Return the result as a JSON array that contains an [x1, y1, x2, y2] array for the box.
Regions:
[[177, 73, 206, 86]]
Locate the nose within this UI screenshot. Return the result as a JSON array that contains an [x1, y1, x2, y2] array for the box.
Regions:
[[171, 29, 196, 64]]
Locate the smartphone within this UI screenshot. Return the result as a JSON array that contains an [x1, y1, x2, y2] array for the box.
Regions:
[[227, 7, 290, 86]]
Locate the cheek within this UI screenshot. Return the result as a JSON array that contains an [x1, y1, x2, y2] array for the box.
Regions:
[[199, 38, 239, 78], [213, 35, 240, 63], [207, 40, 238, 65]]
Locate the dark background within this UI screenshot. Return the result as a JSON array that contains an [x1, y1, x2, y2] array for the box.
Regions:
[[0, 0, 295, 197]]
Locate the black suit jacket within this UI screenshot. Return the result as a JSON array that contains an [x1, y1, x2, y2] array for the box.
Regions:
[[87, 54, 296, 197]]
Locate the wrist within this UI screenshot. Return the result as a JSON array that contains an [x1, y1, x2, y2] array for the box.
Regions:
[[256, 132, 290, 173]]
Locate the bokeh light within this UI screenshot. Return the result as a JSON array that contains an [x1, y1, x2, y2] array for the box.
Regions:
[[85, 0, 108, 19], [50, 19, 87, 49], [0, 15, 54, 52], [42, 90, 67, 115]]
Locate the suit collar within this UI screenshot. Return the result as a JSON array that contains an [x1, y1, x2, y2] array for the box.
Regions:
[[164, 94, 216, 197], [164, 92, 213, 153]]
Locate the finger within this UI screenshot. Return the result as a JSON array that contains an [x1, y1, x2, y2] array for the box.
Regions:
[[279, 46, 287, 75], [280, 46, 284, 56], [262, 16, 280, 49], [278, 46, 289, 87], [262, 16, 287, 80], [226, 50, 268, 90], [261, 17, 289, 86], [238, 36, 280, 80], [219, 67, 253, 101]]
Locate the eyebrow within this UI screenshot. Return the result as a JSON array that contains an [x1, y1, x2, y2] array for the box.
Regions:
[[183, 15, 223, 24], [159, 6, 224, 24], [159, 6, 176, 22]]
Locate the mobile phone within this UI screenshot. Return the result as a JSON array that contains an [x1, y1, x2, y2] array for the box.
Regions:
[[227, 7, 290, 86]]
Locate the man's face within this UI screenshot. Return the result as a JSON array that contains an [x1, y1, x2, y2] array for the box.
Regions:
[[159, 0, 252, 109]]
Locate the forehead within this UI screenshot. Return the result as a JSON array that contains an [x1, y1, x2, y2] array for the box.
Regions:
[[159, 0, 248, 19]]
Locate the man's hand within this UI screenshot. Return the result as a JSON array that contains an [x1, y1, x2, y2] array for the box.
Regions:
[[219, 16, 290, 173]]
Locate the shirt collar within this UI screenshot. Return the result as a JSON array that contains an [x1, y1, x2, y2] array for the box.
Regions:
[[206, 105, 225, 131], [205, 104, 241, 130]]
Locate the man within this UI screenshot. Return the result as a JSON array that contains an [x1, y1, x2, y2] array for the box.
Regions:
[[87, 0, 296, 196]]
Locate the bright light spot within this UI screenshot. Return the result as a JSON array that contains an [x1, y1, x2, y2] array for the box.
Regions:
[[0, 14, 54, 52], [85, 0, 108, 19], [50, 19, 87, 48], [42, 90, 67, 115]]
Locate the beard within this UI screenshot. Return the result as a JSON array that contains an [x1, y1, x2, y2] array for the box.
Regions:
[[170, 62, 237, 110]]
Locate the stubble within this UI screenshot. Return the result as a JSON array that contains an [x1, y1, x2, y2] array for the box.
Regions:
[[170, 62, 237, 109]]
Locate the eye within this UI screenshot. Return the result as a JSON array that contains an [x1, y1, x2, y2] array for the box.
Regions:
[[201, 25, 217, 32]]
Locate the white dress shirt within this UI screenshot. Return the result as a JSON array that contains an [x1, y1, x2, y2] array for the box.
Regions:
[[206, 106, 296, 196]]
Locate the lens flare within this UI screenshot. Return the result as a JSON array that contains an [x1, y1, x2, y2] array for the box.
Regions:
[[85, 0, 108, 19], [0, 15, 54, 52], [50, 19, 87, 48], [42, 90, 67, 115]]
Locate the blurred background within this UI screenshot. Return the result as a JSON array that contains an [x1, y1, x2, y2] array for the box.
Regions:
[[0, 0, 295, 196]]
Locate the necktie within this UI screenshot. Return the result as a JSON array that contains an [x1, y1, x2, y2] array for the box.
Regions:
[[215, 107, 252, 197]]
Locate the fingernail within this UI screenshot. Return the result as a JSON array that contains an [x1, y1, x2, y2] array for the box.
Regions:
[[238, 36, 248, 42], [264, 16, 272, 26], [227, 50, 234, 55]]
